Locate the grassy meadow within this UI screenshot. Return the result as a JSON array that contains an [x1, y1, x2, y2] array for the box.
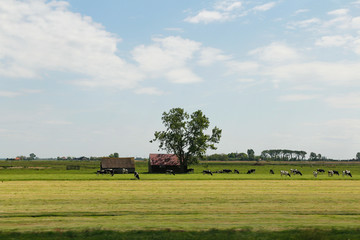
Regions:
[[1, 160, 360, 239]]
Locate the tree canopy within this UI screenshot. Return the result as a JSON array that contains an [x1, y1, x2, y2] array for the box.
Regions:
[[151, 108, 222, 171]]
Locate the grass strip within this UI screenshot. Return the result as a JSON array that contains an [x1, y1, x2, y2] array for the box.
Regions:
[[1, 229, 360, 240]]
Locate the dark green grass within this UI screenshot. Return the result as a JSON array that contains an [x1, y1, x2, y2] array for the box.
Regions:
[[1, 229, 360, 240]]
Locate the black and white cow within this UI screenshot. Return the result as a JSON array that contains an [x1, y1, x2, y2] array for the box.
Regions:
[[202, 170, 213, 176], [328, 170, 334, 177], [222, 169, 232, 173], [313, 171, 318, 178], [134, 171, 140, 180], [234, 169, 240, 174], [342, 170, 352, 177], [247, 169, 256, 174], [317, 169, 325, 173], [280, 170, 291, 177], [269, 169, 274, 174], [291, 169, 302, 176], [333, 170, 339, 176]]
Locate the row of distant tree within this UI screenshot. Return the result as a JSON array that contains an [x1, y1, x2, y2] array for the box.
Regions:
[[206, 149, 360, 161]]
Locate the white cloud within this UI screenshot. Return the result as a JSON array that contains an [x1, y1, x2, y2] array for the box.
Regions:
[[252, 2, 276, 12], [166, 68, 202, 84], [315, 35, 354, 47], [0, 0, 143, 89], [225, 61, 259, 74], [287, 18, 321, 29], [184, 10, 230, 24], [278, 94, 320, 102], [266, 61, 360, 86], [198, 47, 231, 66], [328, 9, 349, 16], [249, 42, 300, 63], [0, 89, 42, 97], [215, 0, 242, 12], [294, 9, 309, 15], [184, 0, 246, 24], [134, 87, 164, 95], [43, 120, 73, 125], [132, 36, 202, 84], [325, 93, 360, 109], [0, 91, 22, 97]]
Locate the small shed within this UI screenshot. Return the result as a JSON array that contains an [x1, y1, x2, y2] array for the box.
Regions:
[[148, 154, 182, 173], [100, 157, 135, 174]]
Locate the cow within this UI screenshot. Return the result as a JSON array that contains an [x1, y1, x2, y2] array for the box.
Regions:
[[293, 170, 302, 176], [122, 168, 128, 174], [202, 170, 213, 176], [342, 170, 352, 177], [134, 171, 140, 180], [280, 170, 291, 177], [313, 171, 318, 178], [269, 169, 274, 174], [222, 169, 232, 173], [328, 170, 334, 177], [333, 170, 339, 176], [317, 169, 325, 173], [166, 170, 176, 175], [234, 169, 240, 174], [247, 169, 256, 174], [185, 168, 194, 173]]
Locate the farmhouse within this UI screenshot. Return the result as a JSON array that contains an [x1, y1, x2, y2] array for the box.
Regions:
[[148, 153, 181, 173], [100, 157, 135, 174]]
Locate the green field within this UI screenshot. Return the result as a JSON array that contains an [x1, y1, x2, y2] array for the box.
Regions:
[[1, 160, 360, 239]]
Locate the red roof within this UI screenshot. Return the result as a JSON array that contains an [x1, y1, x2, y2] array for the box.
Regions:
[[149, 154, 180, 166]]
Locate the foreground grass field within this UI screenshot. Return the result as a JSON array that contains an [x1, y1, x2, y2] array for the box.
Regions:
[[1, 180, 360, 232]]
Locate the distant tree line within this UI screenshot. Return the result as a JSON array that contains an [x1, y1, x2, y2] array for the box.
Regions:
[[206, 150, 360, 161]]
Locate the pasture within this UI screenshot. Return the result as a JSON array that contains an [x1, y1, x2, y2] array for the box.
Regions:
[[1, 160, 360, 239]]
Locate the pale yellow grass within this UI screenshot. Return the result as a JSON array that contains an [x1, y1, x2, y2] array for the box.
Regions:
[[0, 180, 360, 232]]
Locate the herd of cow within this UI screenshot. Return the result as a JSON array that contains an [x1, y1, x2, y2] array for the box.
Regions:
[[200, 168, 353, 177]]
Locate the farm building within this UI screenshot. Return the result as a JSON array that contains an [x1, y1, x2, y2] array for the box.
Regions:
[[148, 154, 183, 173], [100, 157, 135, 174]]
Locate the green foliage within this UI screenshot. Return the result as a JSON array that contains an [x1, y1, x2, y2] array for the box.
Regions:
[[151, 108, 222, 171], [261, 149, 307, 161]]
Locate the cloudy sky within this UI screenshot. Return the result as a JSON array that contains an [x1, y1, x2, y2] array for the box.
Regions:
[[1, 0, 360, 159]]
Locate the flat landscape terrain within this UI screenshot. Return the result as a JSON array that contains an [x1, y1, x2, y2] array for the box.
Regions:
[[1, 160, 360, 239]]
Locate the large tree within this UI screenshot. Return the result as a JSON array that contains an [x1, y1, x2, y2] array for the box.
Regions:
[[151, 108, 222, 172]]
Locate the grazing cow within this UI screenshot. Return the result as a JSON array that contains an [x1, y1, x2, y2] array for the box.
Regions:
[[313, 171, 318, 178], [134, 171, 140, 180], [223, 169, 232, 173], [317, 169, 325, 173], [202, 170, 213, 176], [293, 170, 303, 176], [280, 170, 291, 177], [234, 169, 240, 174], [332, 170, 339, 176], [328, 170, 334, 177], [122, 168, 128, 174], [247, 169, 256, 174], [166, 170, 176, 175], [342, 170, 352, 177], [269, 169, 274, 174], [185, 168, 194, 173]]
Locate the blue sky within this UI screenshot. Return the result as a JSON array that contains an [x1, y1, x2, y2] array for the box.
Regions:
[[1, 0, 360, 159]]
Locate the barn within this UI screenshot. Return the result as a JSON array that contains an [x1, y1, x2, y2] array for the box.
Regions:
[[148, 154, 182, 173], [100, 157, 135, 174]]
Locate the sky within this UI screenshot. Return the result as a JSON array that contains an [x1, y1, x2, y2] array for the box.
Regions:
[[1, 0, 360, 159]]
